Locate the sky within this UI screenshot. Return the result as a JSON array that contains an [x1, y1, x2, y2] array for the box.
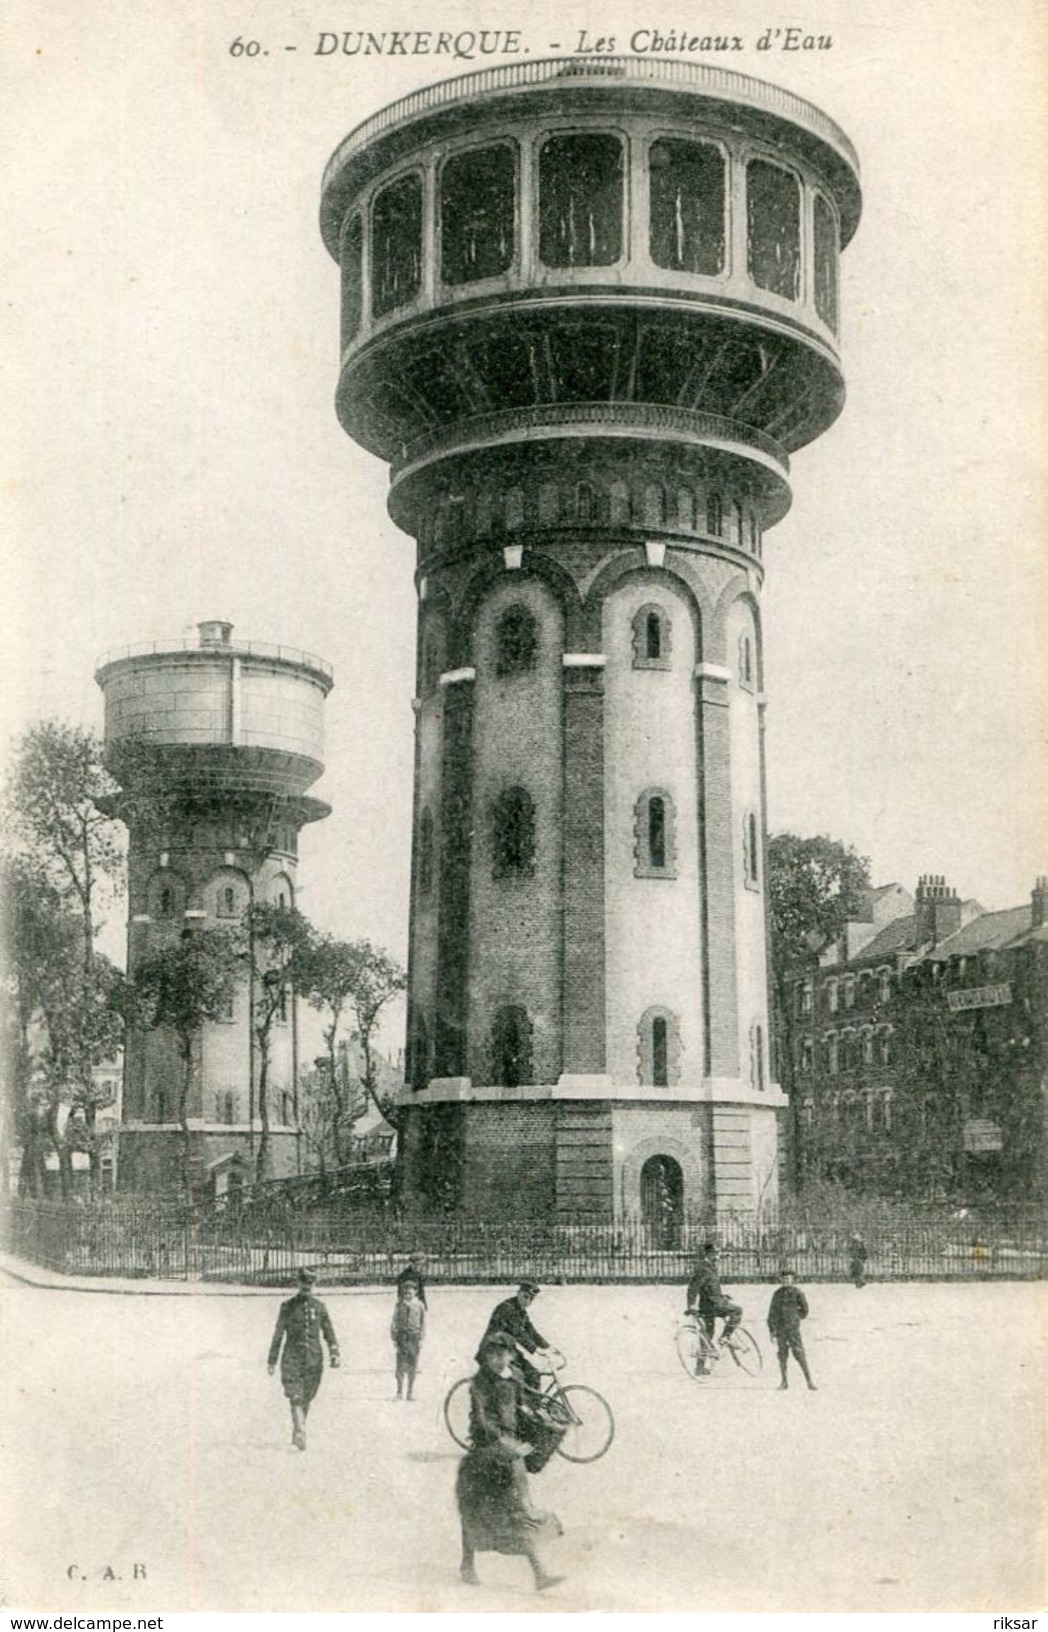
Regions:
[[4, 0, 1046, 990]]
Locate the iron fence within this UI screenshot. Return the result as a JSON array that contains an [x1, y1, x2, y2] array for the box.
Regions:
[[4, 1198, 1047, 1285]]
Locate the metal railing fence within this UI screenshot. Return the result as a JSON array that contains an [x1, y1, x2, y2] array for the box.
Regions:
[[5, 1199, 1046, 1285]]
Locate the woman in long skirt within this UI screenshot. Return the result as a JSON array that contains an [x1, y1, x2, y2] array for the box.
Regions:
[[456, 1333, 564, 1591]]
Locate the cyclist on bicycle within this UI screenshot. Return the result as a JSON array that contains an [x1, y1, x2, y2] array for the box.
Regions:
[[685, 1243, 742, 1370], [477, 1281, 563, 1471], [478, 1280, 552, 1391]]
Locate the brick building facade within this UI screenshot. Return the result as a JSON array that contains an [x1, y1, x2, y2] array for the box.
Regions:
[[790, 875, 1048, 1202]]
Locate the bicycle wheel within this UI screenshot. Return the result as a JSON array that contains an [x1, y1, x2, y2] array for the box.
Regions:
[[553, 1384, 615, 1463], [443, 1376, 472, 1448], [724, 1326, 763, 1377], [674, 1320, 709, 1379]]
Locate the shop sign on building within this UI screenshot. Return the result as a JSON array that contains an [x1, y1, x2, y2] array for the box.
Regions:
[[947, 983, 1012, 1012]]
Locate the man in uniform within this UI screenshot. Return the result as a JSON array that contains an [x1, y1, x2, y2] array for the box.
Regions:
[[267, 1267, 340, 1450], [685, 1243, 742, 1371], [477, 1281, 563, 1473]]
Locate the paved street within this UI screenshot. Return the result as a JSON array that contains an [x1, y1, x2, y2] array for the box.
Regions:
[[1, 1275, 1044, 1613]]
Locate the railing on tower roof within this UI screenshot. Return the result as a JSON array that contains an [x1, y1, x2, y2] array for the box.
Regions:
[[322, 56, 860, 193], [95, 639, 334, 684]]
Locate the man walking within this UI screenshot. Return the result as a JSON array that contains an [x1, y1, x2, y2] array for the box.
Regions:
[[847, 1233, 869, 1288], [267, 1267, 340, 1449], [767, 1268, 816, 1391]]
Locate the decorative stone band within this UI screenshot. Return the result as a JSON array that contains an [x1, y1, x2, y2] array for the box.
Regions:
[[406, 1076, 788, 1107], [438, 666, 476, 687], [562, 653, 607, 668], [694, 662, 733, 682], [393, 402, 790, 484]]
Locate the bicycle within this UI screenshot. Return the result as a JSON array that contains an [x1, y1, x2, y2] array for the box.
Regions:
[[675, 1314, 763, 1379], [444, 1346, 615, 1463]]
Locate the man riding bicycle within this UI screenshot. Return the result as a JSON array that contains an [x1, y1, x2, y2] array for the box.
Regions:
[[477, 1281, 563, 1471], [685, 1244, 742, 1371]]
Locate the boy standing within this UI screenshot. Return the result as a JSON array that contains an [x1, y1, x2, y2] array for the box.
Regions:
[[767, 1268, 816, 1392], [391, 1279, 426, 1400]]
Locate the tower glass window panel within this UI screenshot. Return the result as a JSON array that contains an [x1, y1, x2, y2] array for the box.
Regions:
[[440, 144, 515, 286], [646, 611, 662, 661], [539, 133, 624, 268], [649, 138, 725, 274], [813, 193, 839, 332], [746, 159, 801, 301], [341, 214, 363, 346], [371, 172, 423, 318]]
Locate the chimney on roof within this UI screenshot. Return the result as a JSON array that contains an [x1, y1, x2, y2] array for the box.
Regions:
[[1032, 876, 1048, 930], [915, 873, 963, 947], [198, 620, 233, 649]]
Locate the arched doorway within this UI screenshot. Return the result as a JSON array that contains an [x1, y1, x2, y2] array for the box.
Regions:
[[640, 1154, 684, 1248]]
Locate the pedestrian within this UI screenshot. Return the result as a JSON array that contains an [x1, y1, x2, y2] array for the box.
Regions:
[[767, 1268, 816, 1391], [395, 1253, 428, 1308], [267, 1267, 340, 1450], [391, 1278, 425, 1400], [847, 1233, 868, 1288], [456, 1333, 565, 1593]]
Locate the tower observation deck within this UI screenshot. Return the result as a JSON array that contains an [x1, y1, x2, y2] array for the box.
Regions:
[[319, 58, 861, 1223]]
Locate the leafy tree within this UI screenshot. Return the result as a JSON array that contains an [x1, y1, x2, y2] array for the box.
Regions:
[[245, 903, 317, 1184], [130, 926, 243, 1200], [1, 854, 125, 1195], [767, 832, 870, 1189], [2, 721, 123, 968], [334, 941, 407, 1129], [301, 934, 396, 1160]]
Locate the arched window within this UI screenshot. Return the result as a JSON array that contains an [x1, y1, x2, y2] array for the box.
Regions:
[[631, 604, 672, 670], [634, 788, 677, 877], [750, 1020, 766, 1091], [706, 492, 723, 536], [417, 809, 434, 895], [644, 484, 666, 527], [826, 978, 839, 1015], [217, 884, 237, 918], [844, 975, 856, 1010], [408, 1009, 429, 1092], [862, 1028, 875, 1066], [738, 632, 754, 689], [749, 514, 761, 556], [732, 501, 745, 546], [637, 1006, 681, 1086], [575, 481, 598, 524], [827, 1033, 839, 1075], [800, 1037, 814, 1074], [491, 786, 536, 879], [877, 1029, 893, 1067], [495, 604, 537, 677], [489, 1005, 533, 1087], [677, 488, 696, 531], [878, 967, 892, 1004], [743, 811, 760, 887], [159, 886, 174, 918], [609, 480, 630, 525]]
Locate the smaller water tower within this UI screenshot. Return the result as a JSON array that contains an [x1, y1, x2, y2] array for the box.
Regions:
[[96, 622, 333, 1198]]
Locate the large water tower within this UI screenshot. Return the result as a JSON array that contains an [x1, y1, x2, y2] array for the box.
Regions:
[[319, 59, 861, 1223], [96, 621, 333, 1197]]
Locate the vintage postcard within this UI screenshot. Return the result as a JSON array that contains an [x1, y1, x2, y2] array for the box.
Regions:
[[2, 0, 1045, 1620]]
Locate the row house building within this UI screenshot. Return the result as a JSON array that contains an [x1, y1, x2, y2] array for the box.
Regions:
[[789, 875, 1048, 1203]]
